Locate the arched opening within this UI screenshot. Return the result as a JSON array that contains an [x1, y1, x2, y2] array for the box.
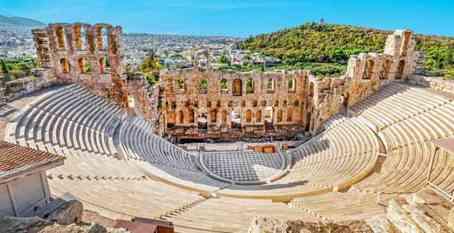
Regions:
[[232, 79, 242, 96], [210, 109, 217, 123], [256, 110, 262, 123], [382, 59, 392, 80], [266, 79, 274, 92], [167, 112, 176, 128], [252, 100, 258, 107], [96, 27, 109, 51], [230, 110, 241, 129], [396, 60, 405, 79], [175, 79, 185, 90], [264, 107, 273, 129], [245, 110, 252, 123], [177, 110, 184, 124], [246, 78, 254, 94], [199, 79, 208, 94], [198, 113, 208, 131], [78, 58, 91, 73], [188, 109, 195, 123], [365, 60, 374, 79], [277, 110, 283, 123], [55, 26, 65, 49], [288, 78, 296, 92], [220, 79, 228, 93], [287, 108, 293, 122], [222, 110, 228, 124], [60, 58, 70, 74]]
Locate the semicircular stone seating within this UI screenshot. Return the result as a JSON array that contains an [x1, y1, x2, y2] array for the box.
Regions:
[[350, 83, 454, 194], [6, 81, 454, 232]]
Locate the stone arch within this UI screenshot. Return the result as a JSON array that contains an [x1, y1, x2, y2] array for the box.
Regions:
[[287, 108, 293, 122], [266, 78, 274, 91], [396, 60, 405, 79], [55, 26, 66, 49], [199, 79, 208, 94], [365, 59, 374, 79], [60, 58, 70, 74], [175, 79, 185, 90], [245, 110, 253, 123], [188, 109, 195, 123], [220, 79, 228, 93], [230, 110, 241, 129], [232, 79, 242, 96], [382, 59, 392, 80], [210, 109, 217, 123], [288, 78, 296, 92], [78, 57, 91, 73], [177, 110, 184, 124], [221, 110, 228, 124], [256, 110, 262, 123], [246, 78, 254, 94], [277, 109, 283, 123], [167, 112, 176, 127]]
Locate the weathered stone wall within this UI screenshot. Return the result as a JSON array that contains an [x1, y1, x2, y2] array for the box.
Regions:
[[409, 75, 454, 96], [32, 24, 417, 140], [32, 23, 129, 108], [160, 69, 308, 140], [307, 29, 417, 134]]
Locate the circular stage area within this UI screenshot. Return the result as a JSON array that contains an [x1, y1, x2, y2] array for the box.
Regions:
[[199, 151, 289, 185]]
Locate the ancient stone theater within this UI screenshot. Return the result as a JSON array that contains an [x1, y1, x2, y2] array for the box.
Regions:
[[1, 22, 453, 233]]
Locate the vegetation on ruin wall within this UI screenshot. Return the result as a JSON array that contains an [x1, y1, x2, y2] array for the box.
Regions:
[[0, 57, 37, 80], [140, 53, 161, 86], [241, 23, 454, 78]]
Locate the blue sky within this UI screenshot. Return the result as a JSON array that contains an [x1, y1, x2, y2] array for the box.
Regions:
[[0, 0, 453, 37]]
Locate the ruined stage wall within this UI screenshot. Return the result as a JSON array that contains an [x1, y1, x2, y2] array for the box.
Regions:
[[32, 24, 416, 140]]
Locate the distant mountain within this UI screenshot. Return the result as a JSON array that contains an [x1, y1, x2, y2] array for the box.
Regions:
[[0, 15, 45, 27]]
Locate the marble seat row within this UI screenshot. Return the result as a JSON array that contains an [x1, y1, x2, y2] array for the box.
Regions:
[[351, 83, 450, 130], [9, 84, 122, 158]]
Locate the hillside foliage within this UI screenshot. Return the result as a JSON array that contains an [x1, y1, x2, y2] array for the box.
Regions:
[[241, 23, 454, 78]]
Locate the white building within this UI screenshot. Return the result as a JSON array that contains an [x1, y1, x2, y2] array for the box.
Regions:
[[0, 141, 64, 217]]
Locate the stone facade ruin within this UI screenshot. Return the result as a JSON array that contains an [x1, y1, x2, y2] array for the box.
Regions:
[[161, 30, 416, 140], [32, 23, 156, 117], [160, 69, 308, 141], [32, 24, 417, 141]]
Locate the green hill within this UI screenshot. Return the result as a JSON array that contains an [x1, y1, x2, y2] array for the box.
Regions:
[[241, 23, 454, 78]]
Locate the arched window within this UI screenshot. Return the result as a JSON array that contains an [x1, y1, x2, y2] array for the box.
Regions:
[[188, 109, 195, 123], [381, 59, 392, 80], [55, 26, 65, 49], [294, 100, 300, 107], [365, 60, 374, 80], [288, 78, 296, 92], [246, 78, 254, 94], [220, 79, 228, 93], [245, 110, 252, 123], [266, 79, 274, 92], [60, 58, 70, 74], [396, 60, 405, 79], [175, 79, 185, 90], [167, 112, 176, 126], [199, 79, 208, 94], [252, 100, 258, 107], [232, 79, 242, 96], [210, 110, 217, 123], [287, 108, 293, 122], [222, 110, 228, 123], [177, 110, 184, 124], [256, 110, 262, 122], [78, 58, 91, 73], [277, 110, 283, 123]]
